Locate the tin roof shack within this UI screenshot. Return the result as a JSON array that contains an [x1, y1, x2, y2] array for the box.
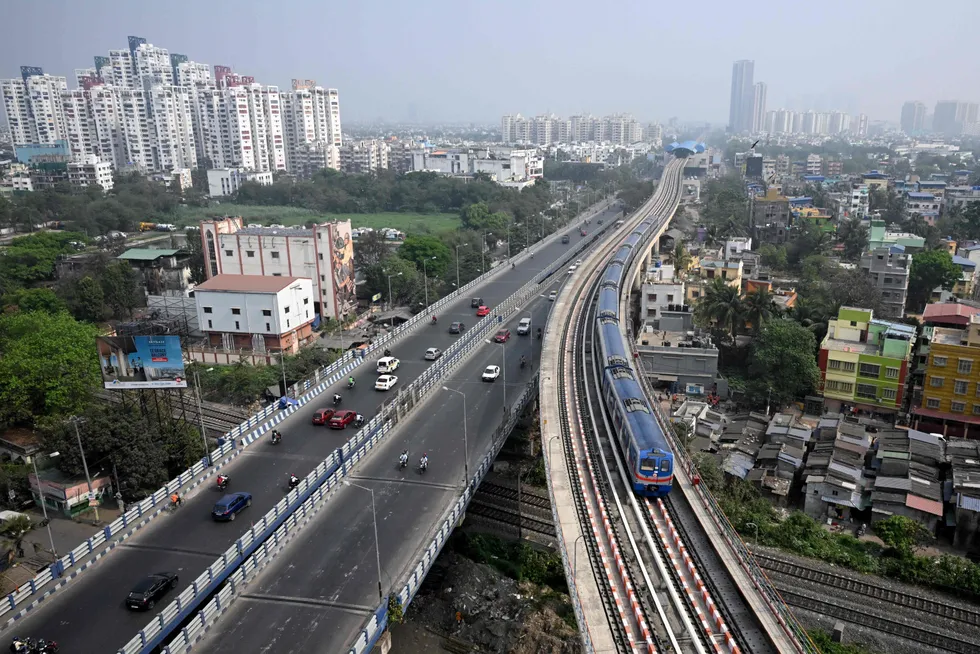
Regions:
[[741, 413, 811, 506], [869, 429, 946, 533], [948, 439, 980, 551], [802, 416, 874, 521], [720, 412, 768, 480], [28, 468, 112, 518]]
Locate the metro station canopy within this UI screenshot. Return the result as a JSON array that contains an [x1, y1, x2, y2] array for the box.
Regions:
[[664, 140, 706, 155]]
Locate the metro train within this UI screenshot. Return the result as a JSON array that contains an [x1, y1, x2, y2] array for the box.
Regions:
[[592, 186, 676, 497]]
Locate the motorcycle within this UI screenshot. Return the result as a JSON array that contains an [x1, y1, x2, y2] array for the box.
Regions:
[[216, 476, 229, 491], [384, 349, 391, 357], [347, 379, 355, 389], [271, 431, 282, 445], [288, 476, 300, 491], [354, 416, 365, 429], [431, 316, 438, 325], [419, 459, 428, 474], [399, 455, 408, 470], [536, 328, 542, 340], [520, 358, 527, 370], [333, 394, 342, 406], [35, 641, 59, 654]]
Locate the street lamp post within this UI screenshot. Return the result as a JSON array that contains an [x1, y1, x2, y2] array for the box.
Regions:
[[30, 451, 60, 559], [442, 387, 469, 485], [193, 366, 215, 465], [572, 533, 585, 572], [421, 256, 436, 309], [343, 480, 383, 602], [386, 271, 402, 327], [70, 418, 99, 522], [486, 339, 507, 412], [746, 521, 759, 545], [482, 232, 493, 273], [454, 243, 468, 288]]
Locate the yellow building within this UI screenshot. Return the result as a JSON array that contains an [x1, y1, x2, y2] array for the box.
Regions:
[[916, 314, 980, 438]]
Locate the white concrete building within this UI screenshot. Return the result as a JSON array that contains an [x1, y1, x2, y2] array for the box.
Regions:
[[60, 89, 99, 159], [470, 149, 543, 182], [88, 85, 128, 169], [194, 275, 316, 354], [0, 79, 36, 145], [24, 74, 69, 145], [805, 154, 822, 176], [134, 43, 174, 87], [724, 237, 753, 260], [116, 88, 155, 172], [149, 85, 198, 171], [68, 156, 114, 190], [641, 263, 684, 327], [340, 139, 389, 174], [291, 141, 341, 178], [206, 168, 273, 197], [107, 50, 136, 88], [199, 217, 356, 321], [261, 86, 288, 172], [175, 61, 211, 87]]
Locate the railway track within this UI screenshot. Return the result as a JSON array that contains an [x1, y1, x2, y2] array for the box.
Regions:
[[777, 586, 980, 654], [755, 552, 980, 629], [96, 388, 248, 435], [476, 481, 553, 511], [465, 502, 557, 537]]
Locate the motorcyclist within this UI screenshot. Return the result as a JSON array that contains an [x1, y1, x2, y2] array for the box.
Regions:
[[216, 474, 229, 489], [512, 262, 515, 269], [384, 348, 391, 357], [170, 492, 182, 509], [431, 315, 437, 324], [271, 429, 282, 444], [537, 327, 542, 339], [420, 453, 429, 471], [355, 413, 365, 427], [11, 637, 27, 653], [333, 393, 342, 405], [348, 376, 355, 388], [399, 450, 409, 467], [289, 473, 299, 488]]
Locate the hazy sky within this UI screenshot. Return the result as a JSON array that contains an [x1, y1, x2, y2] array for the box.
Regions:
[[3, 0, 978, 125]]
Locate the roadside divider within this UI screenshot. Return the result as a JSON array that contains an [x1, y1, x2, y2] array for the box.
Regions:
[[119, 204, 619, 654], [0, 199, 615, 629]]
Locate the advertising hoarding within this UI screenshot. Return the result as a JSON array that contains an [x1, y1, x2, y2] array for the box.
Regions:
[[97, 335, 187, 389]]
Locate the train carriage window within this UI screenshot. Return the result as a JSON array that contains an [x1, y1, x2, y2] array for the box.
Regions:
[[598, 312, 617, 321], [608, 355, 630, 369], [600, 281, 618, 290], [610, 368, 634, 380], [640, 457, 657, 472], [623, 398, 651, 413], [660, 460, 672, 473]]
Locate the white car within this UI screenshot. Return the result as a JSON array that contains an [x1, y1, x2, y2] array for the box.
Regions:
[[424, 347, 442, 361], [575, 259, 582, 266], [567, 265, 578, 274], [548, 291, 558, 301], [482, 365, 501, 382], [517, 318, 531, 335], [375, 375, 399, 391], [376, 356, 400, 373]]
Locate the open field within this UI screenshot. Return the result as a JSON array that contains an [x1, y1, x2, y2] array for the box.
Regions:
[[176, 204, 460, 234]]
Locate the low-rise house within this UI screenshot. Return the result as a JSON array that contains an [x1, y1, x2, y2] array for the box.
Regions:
[[802, 416, 873, 521], [948, 438, 980, 552], [869, 429, 945, 532]]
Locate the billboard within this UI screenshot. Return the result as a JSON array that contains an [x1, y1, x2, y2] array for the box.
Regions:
[[97, 335, 187, 389]]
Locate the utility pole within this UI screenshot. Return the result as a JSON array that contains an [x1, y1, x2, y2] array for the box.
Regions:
[[71, 418, 99, 522]]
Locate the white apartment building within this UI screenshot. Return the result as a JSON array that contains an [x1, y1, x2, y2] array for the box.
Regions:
[[838, 184, 870, 220], [0, 79, 36, 144], [89, 85, 128, 169], [107, 49, 136, 88], [806, 154, 822, 176], [134, 43, 174, 87], [471, 149, 543, 183], [175, 61, 211, 87], [291, 141, 341, 178], [206, 168, 273, 197], [26, 74, 68, 144], [340, 139, 389, 174], [199, 217, 356, 321], [61, 89, 99, 159], [724, 237, 753, 260], [194, 275, 316, 354], [68, 155, 114, 190], [640, 264, 684, 326], [261, 86, 287, 172], [117, 88, 155, 172], [502, 112, 641, 145], [149, 85, 198, 171]]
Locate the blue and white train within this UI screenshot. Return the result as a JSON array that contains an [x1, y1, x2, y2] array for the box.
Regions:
[[594, 220, 674, 497]]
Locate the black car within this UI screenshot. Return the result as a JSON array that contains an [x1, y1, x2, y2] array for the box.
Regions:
[[470, 297, 483, 308], [127, 572, 179, 610], [449, 321, 465, 334], [561, 235, 570, 244]]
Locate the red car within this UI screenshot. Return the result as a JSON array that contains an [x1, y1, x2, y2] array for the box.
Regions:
[[312, 408, 335, 425], [580, 229, 587, 236], [476, 305, 490, 317], [329, 410, 357, 429], [494, 328, 511, 343]]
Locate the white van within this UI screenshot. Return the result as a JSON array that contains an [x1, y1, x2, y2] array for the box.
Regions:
[[376, 356, 400, 373], [517, 318, 532, 335]]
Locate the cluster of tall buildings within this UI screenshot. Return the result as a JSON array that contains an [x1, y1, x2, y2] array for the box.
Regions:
[[728, 60, 868, 137], [900, 100, 979, 136], [500, 113, 651, 146], [1, 36, 343, 176]]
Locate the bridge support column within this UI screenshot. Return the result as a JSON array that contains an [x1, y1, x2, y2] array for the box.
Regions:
[[372, 630, 392, 654]]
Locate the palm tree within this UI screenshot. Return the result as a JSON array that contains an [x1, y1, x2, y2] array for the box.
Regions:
[[695, 278, 743, 341], [672, 243, 693, 273], [743, 287, 780, 334]]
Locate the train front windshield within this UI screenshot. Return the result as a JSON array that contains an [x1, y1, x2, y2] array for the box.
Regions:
[[640, 458, 657, 472]]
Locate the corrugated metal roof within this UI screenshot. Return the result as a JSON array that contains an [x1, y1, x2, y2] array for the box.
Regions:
[[906, 494, 944, 517], [117, 248, 181, 261], [875, 476, 911, 491], [957, 494, 980, 513]]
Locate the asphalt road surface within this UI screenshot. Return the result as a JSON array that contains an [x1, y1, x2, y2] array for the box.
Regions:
[[9, 204, 622, 652], [195, 277, 562, 653]]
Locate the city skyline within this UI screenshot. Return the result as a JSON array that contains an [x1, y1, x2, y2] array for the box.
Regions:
[[3, 0, 978, 126]]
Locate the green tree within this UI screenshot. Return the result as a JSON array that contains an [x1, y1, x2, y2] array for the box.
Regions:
[[100, 260, 142, 318], [743, 287, 780, 334], [355, 231, 393, 268], [0, 311, 100, 424], [828, 269, 885, 316], [362, 257, 424, 309], [837, 217, 870, 261], [908, 249, 962, 312], [1, 288, 66, 314], [694, 278, 743, 340], [61, 275, 106, 322], [873, 515, 933, 558], [0, 514, 33, 557], [0, 231, 86, 284], [757, 244, 787, 269], [671, 243, 693, 272], [398, 235, 451, 279], [746, 320, 820, 409]]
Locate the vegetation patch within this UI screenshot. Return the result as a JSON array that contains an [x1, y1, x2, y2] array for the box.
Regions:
[[452, 532, 568, 593]]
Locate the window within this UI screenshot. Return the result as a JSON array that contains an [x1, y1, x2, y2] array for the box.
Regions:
[[321, 275, 326, 281], [930, 376, 945, 388], [952, 401, 966, 413], [262, 309, 272, 316], [224, 249, 233, 256], [926, 398, 940, 409], [284, 306, 290, 313], [203, 307, 213, 314], [286, 319, 290, 328], [859, 363, 880, 378], [650, 294, 657, 302], [825, 380, 853, 393], [207, 319, 212, 329], [838, 361, 856, 373], [266, 322, 270, 332], [246, 250, 255, 258], [856, 383, 877, 399], [885, 367, 900, 379], [271, 251, 280, 259], [828, 359, 842, 370], [933, 355, 948, 367], [234, 320, 240, 330], [303, 297, 309, 305], [231, 308, 241, 315], [959, 359, 974, 374], [272, 272, 282, 276], [667, 294, 674, 303], [973, 404, 980, 416], [305, 310, 309, 318], [881, 388, 897, 400], [955, 380, 970, 395], [318, 253, 323, 260]]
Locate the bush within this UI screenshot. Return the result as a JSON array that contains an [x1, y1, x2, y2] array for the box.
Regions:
[[453, 532, 567, 592]]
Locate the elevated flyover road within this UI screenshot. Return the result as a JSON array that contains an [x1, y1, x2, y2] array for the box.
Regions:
[[5, 206, 622, 653], [193, 280, 562, 653]]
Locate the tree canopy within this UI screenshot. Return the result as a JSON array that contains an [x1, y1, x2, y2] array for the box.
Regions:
[[746, 320, 820, 409], [908, 249, 962, 312]]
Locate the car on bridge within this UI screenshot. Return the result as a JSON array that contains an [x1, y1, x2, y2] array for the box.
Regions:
[[376, 356, 400, 373], [561, 235, 570, 244], [548, 290, 558, 301], [482, 365, 501, 382], [476, 305, 490, 317], [517, 318, 531, 335], [212, 492, 252, 522], [126, 572, 179, 610], [328, 410, 357, 429], [449, 321, 465, 334], [494, 329, 511, 343], [470, 297, 483, 308], [424, 347, 442, 360], [375, 374, 399, 391], [312, 408, 335, 425]]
